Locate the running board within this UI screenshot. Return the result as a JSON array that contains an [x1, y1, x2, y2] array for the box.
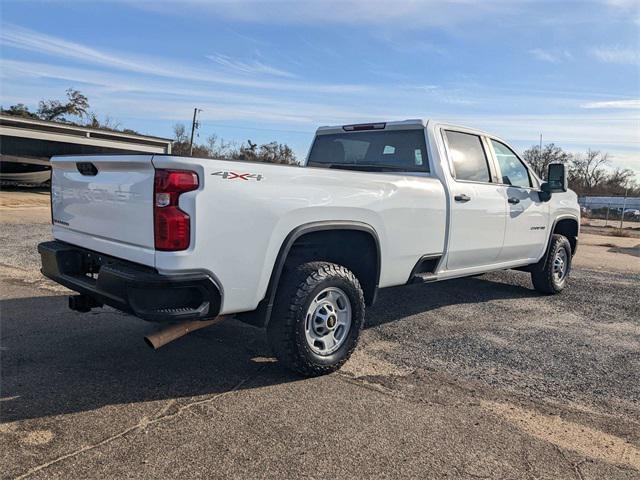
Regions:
[[410, 272, 439, 283], [407, 254, 442, 284]]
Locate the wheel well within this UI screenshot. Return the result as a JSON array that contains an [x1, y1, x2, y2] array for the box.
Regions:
[[283, 229, 379, 306], [553, 218, 578, 255]]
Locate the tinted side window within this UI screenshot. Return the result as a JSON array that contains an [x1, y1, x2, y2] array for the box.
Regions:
[[445, 131, 491, 182], [491, 140, 531, 188]]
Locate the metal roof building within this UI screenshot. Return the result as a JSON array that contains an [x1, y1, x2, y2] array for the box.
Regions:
[[0, 115, 172, 184]]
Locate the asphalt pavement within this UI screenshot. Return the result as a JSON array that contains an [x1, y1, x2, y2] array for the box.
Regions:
[[1, 201, 639, 479]]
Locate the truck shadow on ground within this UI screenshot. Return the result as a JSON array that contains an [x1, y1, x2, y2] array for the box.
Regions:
[[1, 274, 537, 422], [605, 243, 640, 258]]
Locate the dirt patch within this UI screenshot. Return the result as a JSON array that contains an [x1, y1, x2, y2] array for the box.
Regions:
[[581, 225, 640, 239], [21, 430, 54, 446], [0, 191, 50, 208], [0, 422, 19, 434], [573, 233, 640, 274], [0, 264, 69, 294], [482, 400, 640, 471], [0, 207, 51, 224], [342, 340, 413, 378]]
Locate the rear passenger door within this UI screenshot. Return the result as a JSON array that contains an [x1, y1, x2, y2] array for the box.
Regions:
[[443, 130, 507, 270], [487, 139, 550, 262]]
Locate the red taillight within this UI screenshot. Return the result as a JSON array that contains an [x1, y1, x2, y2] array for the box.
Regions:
[[154, 169, 198, 251]]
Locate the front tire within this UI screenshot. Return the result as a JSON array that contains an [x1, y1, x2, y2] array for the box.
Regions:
[[267, 262, 365, 376], [531, 234, 572, 294]]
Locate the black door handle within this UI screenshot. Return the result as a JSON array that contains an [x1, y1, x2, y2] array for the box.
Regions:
[[454, 194, 471, 202], [508, 197, 520, 204]]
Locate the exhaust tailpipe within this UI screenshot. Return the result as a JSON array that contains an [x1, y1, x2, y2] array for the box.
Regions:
[[144, 316, 228, 350]]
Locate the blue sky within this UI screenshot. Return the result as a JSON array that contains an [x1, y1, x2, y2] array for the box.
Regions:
[[1, 0, 639, 175]]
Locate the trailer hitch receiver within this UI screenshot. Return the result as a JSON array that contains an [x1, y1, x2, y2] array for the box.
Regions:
[[68, 294, 103, 313]]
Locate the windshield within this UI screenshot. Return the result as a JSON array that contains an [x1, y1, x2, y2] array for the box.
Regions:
[[307, 129, 429, 173]]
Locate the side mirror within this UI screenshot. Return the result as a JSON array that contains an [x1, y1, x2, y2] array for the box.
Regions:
[[546, 163, 568, 192], [540, 163, 567, 201]]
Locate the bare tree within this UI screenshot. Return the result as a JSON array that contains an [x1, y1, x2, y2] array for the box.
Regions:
[[522, 143, 571, 179], [508, 142, 639, 196], [569, 149, 609, 192], [257, 142, 296, 165], [236, 140, 259, 161], [599, 167, 637, 196], [206, 134, 234, 159], [86, 113, 122, 131], [231, 140, 297, 165], [173, 123, 189, 143]]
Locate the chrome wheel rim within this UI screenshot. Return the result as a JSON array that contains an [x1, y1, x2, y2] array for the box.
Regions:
[[305, 287, 352, 356], [553, 248, 568, 283]]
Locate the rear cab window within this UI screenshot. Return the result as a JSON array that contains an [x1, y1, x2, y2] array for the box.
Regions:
[[307, 129, 429, 173], [444, 130, 492, 183]]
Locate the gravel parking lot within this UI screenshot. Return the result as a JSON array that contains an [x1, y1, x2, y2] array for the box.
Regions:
[[1, 192, 639, 479]]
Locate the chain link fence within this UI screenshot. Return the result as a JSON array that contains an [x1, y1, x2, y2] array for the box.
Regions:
[[578, 196, 640, 230]]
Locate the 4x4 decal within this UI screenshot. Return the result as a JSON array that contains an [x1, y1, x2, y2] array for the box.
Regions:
[[212, 171, 264, 181]]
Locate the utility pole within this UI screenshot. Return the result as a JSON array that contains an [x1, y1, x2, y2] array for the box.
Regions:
[[189, 108, 202, 157], [538, 133, 543, 177], [539, 133, 543, 153]]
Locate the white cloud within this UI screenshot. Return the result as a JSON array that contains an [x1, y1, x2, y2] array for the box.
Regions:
[[370, 31, 448, 56], [591, 46, 640, 64], [2, 19, 638, 178], [446, 112, 640, 145], [5, 56, 639, 149], [0, 59, 380, 125], [581, 99, 640, 109], [529, 48, 573, 64], [602, 0, 640, 9], [0, 24, 160, 76], [126, 0, 512, 28], [0, 25, 368, 94], [205, 53, 298, 78], [605, 150, 640, 177]]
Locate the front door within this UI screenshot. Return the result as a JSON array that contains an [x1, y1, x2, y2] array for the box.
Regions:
[[444, 130, 507, 270], [488, 139, 550, 262]]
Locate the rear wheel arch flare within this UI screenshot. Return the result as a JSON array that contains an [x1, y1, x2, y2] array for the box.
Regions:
[[265, 221, 381, 321]]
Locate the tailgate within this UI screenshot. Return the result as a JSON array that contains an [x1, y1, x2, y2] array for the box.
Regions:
[[51, 155, 156, 264]]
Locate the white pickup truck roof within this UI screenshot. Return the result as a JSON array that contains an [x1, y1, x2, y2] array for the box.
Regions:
[[315, 119, 427, 135], [312, 119, 542, 185], [315, 119, 493, 138]]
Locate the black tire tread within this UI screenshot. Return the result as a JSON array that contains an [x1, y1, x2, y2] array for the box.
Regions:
[[267, 261, 365, 376], [531, 234, 572, 294]]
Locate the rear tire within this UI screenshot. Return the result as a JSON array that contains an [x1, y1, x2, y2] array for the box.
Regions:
[[531, 234, 572, 294], [267, 261, 365, 376]]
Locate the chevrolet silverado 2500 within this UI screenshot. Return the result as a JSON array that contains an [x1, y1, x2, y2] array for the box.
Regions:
[[39, 120, 579, 375]]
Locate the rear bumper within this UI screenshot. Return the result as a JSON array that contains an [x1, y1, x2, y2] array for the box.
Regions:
[[38, 240, 221, 322]]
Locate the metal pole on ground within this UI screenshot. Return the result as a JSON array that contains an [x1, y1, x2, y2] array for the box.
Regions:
[[619, 187, 628, 231]]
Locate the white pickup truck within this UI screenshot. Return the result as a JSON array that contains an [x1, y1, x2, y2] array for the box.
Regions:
[[39, 119, 579, 375]]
